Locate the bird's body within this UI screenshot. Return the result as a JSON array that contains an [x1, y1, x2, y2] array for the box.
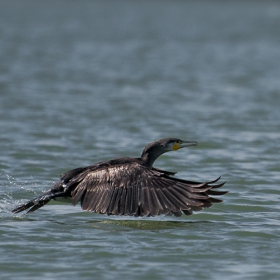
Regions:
[[12, 138, 227, 217]]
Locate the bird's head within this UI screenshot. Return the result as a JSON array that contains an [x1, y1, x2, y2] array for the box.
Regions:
[[141, 138, 198, 167]]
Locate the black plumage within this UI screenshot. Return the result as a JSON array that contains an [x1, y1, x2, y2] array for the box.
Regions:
[[12, 138, 227, 217]]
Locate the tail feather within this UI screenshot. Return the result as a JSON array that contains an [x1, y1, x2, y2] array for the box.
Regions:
[[12, 191, 63, 214], [12, 200, 37, 214]]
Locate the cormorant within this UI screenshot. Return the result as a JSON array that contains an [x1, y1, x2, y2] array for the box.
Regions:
[[12, 138, 227, 217]]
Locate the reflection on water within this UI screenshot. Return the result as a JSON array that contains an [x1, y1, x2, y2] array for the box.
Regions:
[[90, 219, 202, 231]]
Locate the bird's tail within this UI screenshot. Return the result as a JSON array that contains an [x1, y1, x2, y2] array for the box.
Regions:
[[11, 192, 53, 214], [11, 183, 67, 214]]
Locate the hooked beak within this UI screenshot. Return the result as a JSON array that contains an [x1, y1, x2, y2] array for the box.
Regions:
[[179, 140, 198, 148], [172, 140, 198, 150]]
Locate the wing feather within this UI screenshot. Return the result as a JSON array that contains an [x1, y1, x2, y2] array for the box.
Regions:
[[172, 185, 210, 202], [129, 182, 138, 215], [119, 186, 127, 215], [71, 180, 88, 206], [95, 185, 114, 214], [107, 186, 120, 215], [111, 187, 123, 215], [69, 161, 226, 217], [152, 179, 170, 215], [141, 185, 150, 216], [124, 184, 132, 216]]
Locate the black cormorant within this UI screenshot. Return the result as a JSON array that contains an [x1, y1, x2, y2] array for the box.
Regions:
[[12, 138, 227, 217]]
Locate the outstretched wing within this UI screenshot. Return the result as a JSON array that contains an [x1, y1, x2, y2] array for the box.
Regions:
[[70, 162, 226, 217]]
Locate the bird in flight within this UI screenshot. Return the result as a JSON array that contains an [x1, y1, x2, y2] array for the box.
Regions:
[[12, 138, 226, 217]]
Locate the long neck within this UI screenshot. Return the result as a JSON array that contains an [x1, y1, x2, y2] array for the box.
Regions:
[[141, 145, 166, 168]]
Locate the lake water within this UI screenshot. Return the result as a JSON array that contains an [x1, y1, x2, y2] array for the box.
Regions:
[[1, 0, 280, 279]]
